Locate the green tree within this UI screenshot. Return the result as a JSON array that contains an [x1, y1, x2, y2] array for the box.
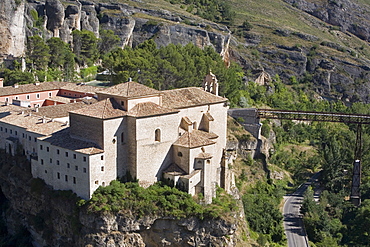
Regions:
[[98, 29, 121, 56], [26, 35, 50, 71], [72, 29, 99, 66]]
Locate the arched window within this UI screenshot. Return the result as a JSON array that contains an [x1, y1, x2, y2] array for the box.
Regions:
[[155, 129, 161, 142]]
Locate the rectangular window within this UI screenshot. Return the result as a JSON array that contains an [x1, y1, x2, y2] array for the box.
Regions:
[[57, 172, 60, 179], [41, 159, 44, 165], [49, 158, 52, 164], [0, 127, 2, 131], [22, 133, 24, 138], [29, 136, 31, 141], [65, 175, 68, 182], [83, 157, 87, 162], [101, 155, 104, 160], [67, 163, 70, 168], [9, 129, 12, 134], [83, 168, 87, 173], [26, 95, 30, 100], [34, 137, 37, 142], [15, 131, 17, 136], [57, 149, 60, 155], [46, 147, 49, 152], [73, 177, 76, 184], [57, 160, 60, 166], [101, 166, 104, 172], [95, 180, 98, 185], [65, 152, 68, 157], [48, 92, 52, 97], [5, 98, 8, 102], [36, 93, 40, 99], [40, 145, 43, 150], [73, 154, 76, 159], [15, 96, 18, 100], [75, 166, 78, 171]]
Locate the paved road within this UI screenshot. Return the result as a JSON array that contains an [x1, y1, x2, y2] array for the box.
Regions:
[[283, 173, 320, 247]]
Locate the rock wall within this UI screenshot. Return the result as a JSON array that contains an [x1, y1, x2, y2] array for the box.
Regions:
[[0, 0, 27, 60], [0, 151, 239, 247], [0, 0, 231, 62]]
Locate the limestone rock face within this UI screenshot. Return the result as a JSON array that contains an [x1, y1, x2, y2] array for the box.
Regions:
[[0, 152, 238, 247], [284, 0, 370, 41], [0, 0, 27, 59], [45, 0, 64, 37]]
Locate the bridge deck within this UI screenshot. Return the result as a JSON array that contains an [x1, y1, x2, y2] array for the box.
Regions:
[[257, 109, 370, 124]]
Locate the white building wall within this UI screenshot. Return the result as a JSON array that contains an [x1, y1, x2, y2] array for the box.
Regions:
[[0, 122, 41, 158], [134, 113, 179, 184], [34, 140, 98, 199], [102, 118, 124, 181], [88, 153, 108, 198]]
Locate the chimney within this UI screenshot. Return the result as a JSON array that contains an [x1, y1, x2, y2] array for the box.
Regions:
[[0, 78, 3, 87], [13, 84, 19, 88], [35, 107, 39, 112]]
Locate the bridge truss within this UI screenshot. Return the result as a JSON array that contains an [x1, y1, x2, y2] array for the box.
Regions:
[[257, 108, 370, 206]]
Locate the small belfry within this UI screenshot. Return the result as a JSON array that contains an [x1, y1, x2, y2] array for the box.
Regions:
[[203, 70, 219, 96]]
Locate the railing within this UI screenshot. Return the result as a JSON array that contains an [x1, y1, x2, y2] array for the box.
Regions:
[[257, 109, 370, 124]]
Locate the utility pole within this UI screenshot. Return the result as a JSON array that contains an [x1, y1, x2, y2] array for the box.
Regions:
[[350, 124, 362, 206]]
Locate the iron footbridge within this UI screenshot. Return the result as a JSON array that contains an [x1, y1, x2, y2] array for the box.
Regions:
[[257, 109, 370, 125]]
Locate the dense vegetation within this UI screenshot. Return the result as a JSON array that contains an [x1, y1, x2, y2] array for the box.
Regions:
[[164, 0, 234, 25], [81, 180, 237, 220]]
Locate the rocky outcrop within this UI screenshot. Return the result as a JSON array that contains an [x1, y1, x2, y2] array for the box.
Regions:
[[0, 151, 238, 246], [0, 0, 231, 62], [0, 0, 27, 60], [284, 0, 370, 42]]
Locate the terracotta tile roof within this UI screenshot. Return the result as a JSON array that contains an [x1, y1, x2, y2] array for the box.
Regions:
[[97, 81, 160, 98], [195, 152, 213, 159], [174, 130, 216, 148], [182, 116, 192, 125], [163, 163, 187, 176], [161, 87, 227, 109], [39, 129, 103, 155], [26, 102, 87, 118], [0, 113, 67, 135], [127, 102, 178, 118], [192, 129, 218, 139], [0, 104, 25, 113], [47, 96, 74, 104], [182, 169, 201, 179], [0, 82, 68, 97], [203, 112, 214, 121], [60, 83, 99, 94], [70, 98, 126, 119]]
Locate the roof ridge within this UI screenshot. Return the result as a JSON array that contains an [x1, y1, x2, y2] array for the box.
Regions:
[[126, 81, 130, 97], [101, 98, 109, 119]]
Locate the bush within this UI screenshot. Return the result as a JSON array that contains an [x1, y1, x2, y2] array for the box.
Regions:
[[86, 181, 237, 220]]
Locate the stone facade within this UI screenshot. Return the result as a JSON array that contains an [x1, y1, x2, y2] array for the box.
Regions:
[[0, 74, 229, 203]]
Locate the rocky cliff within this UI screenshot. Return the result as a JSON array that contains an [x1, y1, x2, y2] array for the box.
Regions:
[[2, 0, 370, 103], [0, 0, 231, 62], [0, 150, 242, 246]]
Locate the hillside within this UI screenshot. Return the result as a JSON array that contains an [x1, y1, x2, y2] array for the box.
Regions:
[[2, 0, 370, 102]]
